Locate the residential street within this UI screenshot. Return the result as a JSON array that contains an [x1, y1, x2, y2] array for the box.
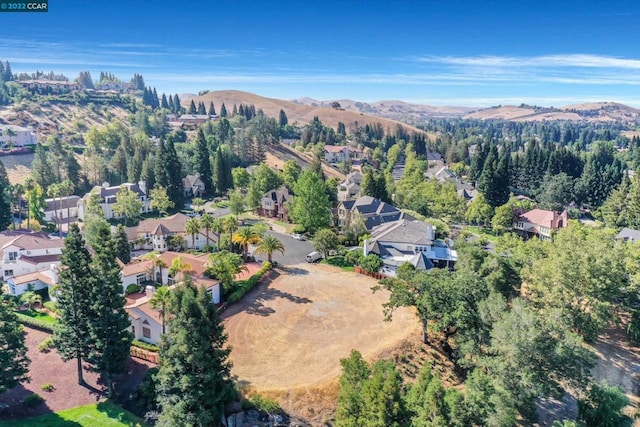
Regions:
[[258, 230, 314, 265]]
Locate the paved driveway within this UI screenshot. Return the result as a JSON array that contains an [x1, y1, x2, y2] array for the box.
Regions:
[[254, 230, 314, 265]]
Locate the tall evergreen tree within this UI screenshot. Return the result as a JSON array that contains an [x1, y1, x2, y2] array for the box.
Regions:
[[156, 276, 236, 426], [289, 170, 332, 233], [0, 297, 29, 393], [213, 146, 231, 195], [53, 224, 94, 385], [188, 100, 197, 115], [278, 109, 288, 127], [87, 226, 132, 397], [195, 128, 212, 195], [208, 102, 216, 116], [113, 224, 131, 264], [197, 101, 206, 115], [220, 103, 227, 118], [173, 94, 181, 113], [160, 93, 169, 109], [165, 140, 185, 209]]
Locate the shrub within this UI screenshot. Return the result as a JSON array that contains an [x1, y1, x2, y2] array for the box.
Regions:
[[43, 300, 58, 313], [15, 313, 55, 332], [40, 383, 55, 392], [38, 337, 55, 353], [247, 393, 281, 414], [359, 254, 384, 274], [126, 283, 140, 295], [227, 262, 272, 303], [132, 339, 159, 353], [22, 393, 44, 407]]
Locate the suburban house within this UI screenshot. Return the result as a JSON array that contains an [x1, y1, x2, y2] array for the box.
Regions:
[[44, 195, 81, 223], [123, 251, 225, 344], [616, 228, 640, 244], [337, 196, 411, 231], [183, 174, 206, 198], [5, 266, 58, 297], [323, 145, 363, 164], [0, 125, 38, 147], [127, 213, 217, 252], [77, 182, 150, 221], [337, 171, 363, 201], [514, 208, 568, 240], [365, 218, 457, 277], [178, 114, 213, 126], [0, 230, 64, 281], [15, 80, 82, 94], [258, 187, 290, 221]]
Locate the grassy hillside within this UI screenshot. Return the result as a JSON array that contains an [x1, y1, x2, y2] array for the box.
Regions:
[[186, 90, 428, 135]]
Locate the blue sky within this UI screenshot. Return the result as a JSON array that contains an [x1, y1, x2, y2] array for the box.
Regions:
[[2, 0, 640, 106]]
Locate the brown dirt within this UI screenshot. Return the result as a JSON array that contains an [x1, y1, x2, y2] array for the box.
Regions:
[[264, 144, 345, 180], [0, 327, 154, 421], [223, 263, 420, 424]]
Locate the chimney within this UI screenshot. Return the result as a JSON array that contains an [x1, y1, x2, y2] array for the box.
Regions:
[[145, 285, 155, 298], [363, 239, 369, 256]]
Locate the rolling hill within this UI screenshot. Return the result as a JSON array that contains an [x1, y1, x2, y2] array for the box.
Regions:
[[184, 90, 429, 134], [464, 102, 640, 123]]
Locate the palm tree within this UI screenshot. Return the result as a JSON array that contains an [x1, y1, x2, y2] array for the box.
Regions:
[[20, 291, 42, 310], [222, 216, 239, 252], [192, 197, 206, 214], [200, 213, 215, 250], [169, 255, 193, 283], [9, 183, 23, 230], [150, 286, 171, 334], [255, 235, 285, 263], [5, 127, 16, 148], [212, 217, 225, 249], [185, 217, 201, 250], [232, 226, 260, 260], [24, 178, 35, 230], [141, 251, 167, 285]]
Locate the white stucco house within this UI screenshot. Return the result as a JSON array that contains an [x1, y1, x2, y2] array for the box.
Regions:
[[0, 230, 64, 282], [44, 195, 81, 222], [5, 266, 58, 297], [77, 182, 150, 221], [0, 125, 38, 147], [127, 213, 217, 253]]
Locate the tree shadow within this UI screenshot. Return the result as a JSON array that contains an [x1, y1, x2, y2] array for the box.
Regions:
[[281, 266, 309, 276], [245, 286, 312, 317], [96, 400, 143, 426], [0, 384, 82, 426]]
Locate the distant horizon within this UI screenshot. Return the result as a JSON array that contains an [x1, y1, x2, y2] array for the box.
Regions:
[[2, 1, 640, 108]]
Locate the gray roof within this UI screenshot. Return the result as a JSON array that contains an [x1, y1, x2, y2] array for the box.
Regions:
[[370, 218, 434, 245], [45, 196, 80, 211], [616, 228, 640, 244]]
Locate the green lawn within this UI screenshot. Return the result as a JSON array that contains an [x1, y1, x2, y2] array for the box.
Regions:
[[19, 309, 58, 325], [462, 225, 499, 243], [0, 401, 146, 427], [321, 256, 355, 272]]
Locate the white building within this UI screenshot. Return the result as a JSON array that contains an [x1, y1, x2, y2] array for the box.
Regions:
[[77, 182, 150, 221], [0, 125, 38, 147], [127, 213, 217, 253], [0, 230, 64, 282], [5, 266, 58, 297], [44, 195, 81, 222]]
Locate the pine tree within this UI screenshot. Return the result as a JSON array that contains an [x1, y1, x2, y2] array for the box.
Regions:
[[53, 224, 93, 385], [152, 87, 159, 109], [165, 140, 185, 209], [220, 103, 227, 118], [173, 94, 181, 113], [360, 169, 376, 198], [279, 109, 288, 127], [87, 226, 132, 397], [4, 61, 12, 81], [161, 93, 169, 109], [113, 224, 131, 264], [213, 146, 231, 196], [195, 129, 212, 195], [156, 277, 236, 426], [0, 298, 29, 393], [168, 95, 175, 113], [0, 61, 5, 82], [188, 100, 197, 115], [208, 102, 216, 116], [232, 104, 238, 117], [197, 101, 206, 115]]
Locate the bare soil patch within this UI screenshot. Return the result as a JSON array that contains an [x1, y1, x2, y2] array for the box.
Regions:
[[223, 264, 419, 423], [0, 327, 153, 421]]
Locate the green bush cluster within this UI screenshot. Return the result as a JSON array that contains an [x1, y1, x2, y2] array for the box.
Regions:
[[228, 262, 272, 304], [126, 283, 140, 295], [40, 383, 55, 392], [22, 393, 44, 407], [43, 300, 59, 314], [15, 313, 55, 332], [132, 339, 159, 353], [245, 393, 281, 414], [38, 337, 55, 353]]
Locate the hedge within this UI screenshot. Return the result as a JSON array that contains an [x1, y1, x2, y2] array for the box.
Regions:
[[15, 313, 55, 333], [132, 339, 159, 353], [228, 262, 272, 303]]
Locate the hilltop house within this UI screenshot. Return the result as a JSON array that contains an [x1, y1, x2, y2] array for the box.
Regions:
[[127, 213, 217, 252], [77, 182, 150, 221], [0, 230, 64, 282], [258, 187, 290, 221], [0, 125, 38, 147], [337, 196, 411, 231], [514, 208, 568, 240], [616, 228, 640, 244], [365, 218, 457, 277]]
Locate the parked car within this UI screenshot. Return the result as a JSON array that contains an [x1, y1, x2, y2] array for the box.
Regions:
[[291, 233, 305, 241], [305, 251, 322, 263]]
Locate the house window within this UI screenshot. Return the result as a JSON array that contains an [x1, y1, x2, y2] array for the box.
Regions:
[[8, 252, 17, 261], [4, 270, 13, 277], [142, 327, 151, 339], [136, 273, 146, 285]]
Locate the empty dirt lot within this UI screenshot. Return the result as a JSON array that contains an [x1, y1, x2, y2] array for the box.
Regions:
[[223, 263, 420, 391]]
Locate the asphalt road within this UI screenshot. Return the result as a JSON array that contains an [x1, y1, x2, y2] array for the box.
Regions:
[[254, 230, 314, 265]]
